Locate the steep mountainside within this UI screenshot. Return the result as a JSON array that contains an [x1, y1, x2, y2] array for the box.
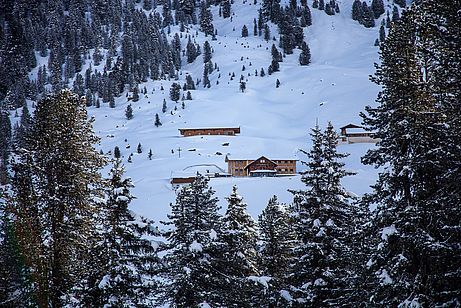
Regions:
[[89, 0, 388, 221]]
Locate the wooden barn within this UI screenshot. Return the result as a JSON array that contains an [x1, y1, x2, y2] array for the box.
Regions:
[[179, 127, 241, 137], [226, 156, 297, 177], [339, 123, 378, 143]]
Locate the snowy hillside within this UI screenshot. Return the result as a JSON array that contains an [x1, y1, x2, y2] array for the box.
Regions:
[[87, 0, 385, 222]]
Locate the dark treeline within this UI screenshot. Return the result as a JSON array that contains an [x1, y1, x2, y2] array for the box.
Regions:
[[1, 0, 461, 307]]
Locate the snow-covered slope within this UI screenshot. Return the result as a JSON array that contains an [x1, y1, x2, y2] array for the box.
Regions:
[[88, 0, 384, 222]]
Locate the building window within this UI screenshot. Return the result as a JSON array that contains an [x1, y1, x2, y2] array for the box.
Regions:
[[260, 159, 265, 163], [290, 169, 294, 172]]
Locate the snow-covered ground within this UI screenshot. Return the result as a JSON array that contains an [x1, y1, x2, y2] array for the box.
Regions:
[[86, 0, 384, 223]]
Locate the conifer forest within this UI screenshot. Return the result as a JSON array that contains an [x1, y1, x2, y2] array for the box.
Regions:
[[0, 0, 460, 306]]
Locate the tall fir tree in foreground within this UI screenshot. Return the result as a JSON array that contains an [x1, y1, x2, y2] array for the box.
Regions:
[[160, 174, 224, 307], [8, 90, 107, 306], [96, 158, 160, 306], [220, 186, 259, 306], [289, 123, 356, 306], [361, 1, 461, 306], [257, 196, 297, 307]]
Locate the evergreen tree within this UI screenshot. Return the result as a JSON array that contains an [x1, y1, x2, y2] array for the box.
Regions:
[[222, 0, 231, 18], [371, 0, 385, 18], [160, 174, 224, 306], [185, 74, 196, 90], [125, 104, 134, 120], [257, 196, 297, 307], [392, 5, 400, 22], [288, 123, 356, 306], [318, 0, 325, 10], [379, 24, 386, 43], [154, 113, 162, 127], [299, 41, 311, 66], [220, 186, 259, 306], [8, 90, 107, 306], [264, 24, 271, 41], [203, 41, 212, 63], [186, 38, 198, 63], [203, 65, 211, 88], [361, 2, 376, 28], [114, 146, 121, 159], [199, 1, 214, 36], [137, 143, 142, 154], [360, 2, 461, 305], [132, 86, 140, 102], [241, 25, 249, 37], [169, 83, 181, 102], [96, 159, 160, 306], [352, 0, 363, 21], [162, 99, 168, 113]]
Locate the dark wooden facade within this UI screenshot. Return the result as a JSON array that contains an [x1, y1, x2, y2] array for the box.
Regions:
[[170, 177, 196, 188], [245, 156, 277, 177], [179, 127, 241, 137]]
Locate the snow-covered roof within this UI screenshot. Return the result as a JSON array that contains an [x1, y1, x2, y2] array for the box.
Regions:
[[340, 123, 363, 130], [226, 155, 298, 162]]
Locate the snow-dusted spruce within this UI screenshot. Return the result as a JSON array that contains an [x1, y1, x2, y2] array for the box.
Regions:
[[95, 158, 160, 306], [160, 174, 224, 307], [219, 186, 259, 306], [199, 1, 214, 37], [256, 196, 297, 307], [7, 90, 107, 307], [288, 123, 357, 306], [361, 1, 461, 306]]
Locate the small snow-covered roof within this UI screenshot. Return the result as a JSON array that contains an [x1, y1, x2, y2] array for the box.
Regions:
[[226, 155, 297, 162], [340, 123, 363, 130]]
